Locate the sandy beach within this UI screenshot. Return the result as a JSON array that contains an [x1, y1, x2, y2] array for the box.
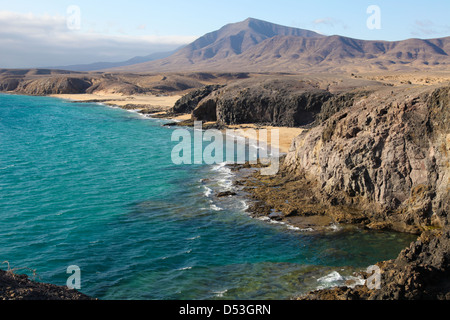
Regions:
[[51, 93, 303, 154], [50, 93, 182, 109], [227, 124, 303, 154]]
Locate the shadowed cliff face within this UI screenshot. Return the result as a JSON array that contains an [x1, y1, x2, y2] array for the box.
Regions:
[[192, 78, 334, 126], [283, 85, 449, 233]]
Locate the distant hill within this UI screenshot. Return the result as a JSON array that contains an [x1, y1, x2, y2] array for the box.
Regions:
[[108, 18, 450, 73], [47, 50, 177, 72]]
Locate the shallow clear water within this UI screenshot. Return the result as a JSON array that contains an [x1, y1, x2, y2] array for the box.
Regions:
[[0, 93, 417, 300]]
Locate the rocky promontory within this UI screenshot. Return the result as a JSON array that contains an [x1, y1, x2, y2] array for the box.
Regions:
[[213, 80, 449, 299], [282, 85, 449, 234], [0, 269, 93, 300]]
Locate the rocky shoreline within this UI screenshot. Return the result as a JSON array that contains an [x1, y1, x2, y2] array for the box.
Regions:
[[0, 269, 93, 300], [59, 80, 450, 300], [1, 72, 448, 300]]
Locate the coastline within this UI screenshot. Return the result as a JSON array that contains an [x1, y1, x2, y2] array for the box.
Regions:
[[1, 90, 446, 299], [50, 92, 333, 234], [50, 93, 300, 154]]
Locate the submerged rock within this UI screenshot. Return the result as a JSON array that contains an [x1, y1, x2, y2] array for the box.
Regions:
[[216, 191, 237, 198]]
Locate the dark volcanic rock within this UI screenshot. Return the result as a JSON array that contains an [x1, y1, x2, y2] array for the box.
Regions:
[[216, 191, 237, 197], [0, 269, 94, 300], [172, 85, 223, 114], [283, 85, 450, 233], [192, 78, 333, 127]]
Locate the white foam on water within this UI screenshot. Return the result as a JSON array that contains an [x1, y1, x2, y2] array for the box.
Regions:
[[213, 289, 228, 298], [177, 266, 193, 271], [318, 271, 344, 283], [210, 204, 223, 211], [316, 271, 366, 290], [328, 223, 342, 232], [203, 186, 213, 197], [240, 200, 249, 211]]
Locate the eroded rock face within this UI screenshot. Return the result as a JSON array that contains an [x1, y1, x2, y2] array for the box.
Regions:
[[172, 85, 223, 114], [283, 86, 450, 233], [0, 78, 20, 91], [16, 77, 92, 95], [192, 78, 333, 126]]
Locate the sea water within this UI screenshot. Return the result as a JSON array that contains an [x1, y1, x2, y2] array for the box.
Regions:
[[0, 93, 416, 300]]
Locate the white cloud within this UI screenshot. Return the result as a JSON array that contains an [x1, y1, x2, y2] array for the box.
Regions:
[[313, 17, 349, 30], [411, 19, 450, 38], [0, 11, 197, 68]]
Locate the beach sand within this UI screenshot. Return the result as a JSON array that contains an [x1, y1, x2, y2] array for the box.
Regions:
[[51, 93, 303, 154], [50, 93, 182, 109], [227, 124, 303, 154]]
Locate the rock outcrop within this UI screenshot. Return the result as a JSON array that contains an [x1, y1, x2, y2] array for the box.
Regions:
[[171, 84, 223, 114], [281, 85, 449, 234], [300, 227, 450, 300], [0, 78, 20, 91], [0, 269, 94, 300], [192, 78, 333, 126], [16, 77, 92, 95]]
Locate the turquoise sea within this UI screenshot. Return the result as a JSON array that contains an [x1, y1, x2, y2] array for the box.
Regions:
[[0, 93, 416, 300]]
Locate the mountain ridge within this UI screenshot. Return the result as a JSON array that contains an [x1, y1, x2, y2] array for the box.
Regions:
[[108, 18, 450, 73], [46, 49, 178, 72]]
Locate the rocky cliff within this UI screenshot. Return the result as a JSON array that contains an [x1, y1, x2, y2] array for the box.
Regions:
[[282, 85, 449, 234], [191, 78, 336, 126], [227, 82, 449, 299], [16, 77, 93, 95], [172, 84, 223, 114]]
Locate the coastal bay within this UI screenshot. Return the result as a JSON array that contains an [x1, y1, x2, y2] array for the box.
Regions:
[[0, 93, 418, 300]]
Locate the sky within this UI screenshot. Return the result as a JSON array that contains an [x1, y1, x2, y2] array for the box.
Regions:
[[1, 0, 449, 68]]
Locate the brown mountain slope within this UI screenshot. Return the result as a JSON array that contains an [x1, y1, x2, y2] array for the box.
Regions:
[[109, 18, 450, 73], [109, 18, 324, 73]]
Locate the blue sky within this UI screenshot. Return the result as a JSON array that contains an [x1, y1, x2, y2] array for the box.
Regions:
[[1, 0, 449, 67]]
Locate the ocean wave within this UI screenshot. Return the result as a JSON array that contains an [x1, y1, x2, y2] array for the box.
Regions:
[[316, 271, 365, 290], [212, 289, 228, 298], [0, 164, 15, 170], [210, 204, 223, 211], [328, 223, 342, 232], [203, 186, 213, 197], [256, 216, 315, 232], [177, 266, 193, 271]]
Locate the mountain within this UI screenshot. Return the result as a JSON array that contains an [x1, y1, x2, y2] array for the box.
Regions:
[[48, 49, 177, 72], [109, 18, 450, 73], [108, 18, 324, 72]]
